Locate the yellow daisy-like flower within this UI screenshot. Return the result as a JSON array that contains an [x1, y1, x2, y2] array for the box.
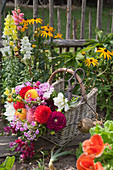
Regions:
[[11, 88, 15, 94], [9, 41, 14, 46], [20, 23, 28, 32], [96, 47, 113, 60], [54, 33, 63, 39], [41, 30, 53, 38], [84, 58, 99, 67], [13, 46, 18, 52], [34, 28, 41, 37], [32, 44, 36, 48], [41, 24, 55, 33], [27, 18, 43, 25], [4, 88, 10, 95]]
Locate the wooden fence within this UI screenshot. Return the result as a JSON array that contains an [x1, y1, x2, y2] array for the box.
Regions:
[[0, 0, 113, 106]]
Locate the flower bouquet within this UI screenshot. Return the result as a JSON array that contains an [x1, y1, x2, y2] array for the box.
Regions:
[[3, 78, 82, 159]]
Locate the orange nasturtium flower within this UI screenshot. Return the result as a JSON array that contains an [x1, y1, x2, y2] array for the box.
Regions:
[[82, 134, 111, 158], [96, 47, 113, 60], [84, 58, 99, 67], [76, 153, 104, 170]]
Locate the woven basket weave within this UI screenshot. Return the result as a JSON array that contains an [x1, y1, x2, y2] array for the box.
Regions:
[[42, 68, 98, 146]]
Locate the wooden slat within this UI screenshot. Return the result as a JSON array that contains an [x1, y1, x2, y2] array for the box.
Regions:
[[80, 0, 86, 39], [33, 0, 38, 33], [0, 1, 2, 40], [0, 136, 17, 157], [57, 8, 61, 34], [45, 39, 86, 47], [0, 133, 90, 158], [111, 14, 113, 33], [66, 0, 72, 39], [49, 0, 54, 27], [89, 12, 92, 39], [73, 17, 76, 39]]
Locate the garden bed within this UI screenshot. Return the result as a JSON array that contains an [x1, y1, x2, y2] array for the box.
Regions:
[[0, 115, 91, 169]]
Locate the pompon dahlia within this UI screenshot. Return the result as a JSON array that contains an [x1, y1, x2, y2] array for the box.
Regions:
[[27, 108, 36, 123], [19, 86, 33, 98], [34, 105, 51, 124], [13, 101, 25, 110], [46, 111, 66, 132]]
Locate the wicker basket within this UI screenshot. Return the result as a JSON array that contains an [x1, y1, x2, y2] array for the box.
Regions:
[[42, 68, 98, 146]]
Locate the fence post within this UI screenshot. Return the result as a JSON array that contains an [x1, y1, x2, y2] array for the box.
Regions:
[[73, 17, 76, 39], [89, 12, 92, 39], [66, 0, 71, 39], [100, 0, 103, 30], [96, 0, 103, 33], [42, 8, 45, 26], [49, 0, 54, 27], [111, 13, 113, 33], [33, 0, 38, 33], [15, 0, 18, 8], [0, 0, 2, 109], [57, 8, 61, 33], [80, 0, 86, 39], [107, 13, 110, 33]]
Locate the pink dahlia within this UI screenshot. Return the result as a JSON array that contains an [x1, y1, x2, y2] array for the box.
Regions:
[[46, 111, 66, 132], [26, 108, 36, 123], [34, 105, 51, 124]]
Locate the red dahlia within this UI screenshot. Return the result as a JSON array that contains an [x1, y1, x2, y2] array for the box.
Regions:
[[13, 101, 25, 110], [34, 105, 51, 124], [19, 86, 33, 98], [46, 111, 66, 132]]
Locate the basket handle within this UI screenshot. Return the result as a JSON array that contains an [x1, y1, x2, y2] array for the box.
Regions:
[[47, 68, 87, 101]]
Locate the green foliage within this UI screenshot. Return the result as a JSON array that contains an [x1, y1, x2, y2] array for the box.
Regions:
[[75, 143, 83, 159], [33, 151, 45, 170], [0, 156, 15, 170], [81, 28, 113, 52], [89, 121, 113, 169]]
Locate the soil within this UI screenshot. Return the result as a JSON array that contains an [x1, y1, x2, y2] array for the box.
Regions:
[[0, 114, 91, 170]]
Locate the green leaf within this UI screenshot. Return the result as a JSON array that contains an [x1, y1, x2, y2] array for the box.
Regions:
[[0, 156, 15, 170], [104, 120, 113, 131]]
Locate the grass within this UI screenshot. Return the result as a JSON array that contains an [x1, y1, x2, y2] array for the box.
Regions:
[[2, 5, 113, 39]]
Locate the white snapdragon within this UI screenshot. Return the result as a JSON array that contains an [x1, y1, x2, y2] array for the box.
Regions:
[[4, 102, 15, 122], [53, 92, 70, 112], [0, 46, 12, 57], [20, 36, 33, 61]]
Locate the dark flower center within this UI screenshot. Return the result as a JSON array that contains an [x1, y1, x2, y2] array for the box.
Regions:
[[104, 49, 107, 52], [90, 59, 93, 62], [46, 31, 49, 33]]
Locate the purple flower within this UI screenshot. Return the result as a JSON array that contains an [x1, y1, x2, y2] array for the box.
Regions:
[[24, 82, 32, 86], [35, 129, 39, 134], [24, 132, 29, 138], [4, 126, 11, 133], [31, 121, 36, 127], [9, 142, 16, 148], [46, 111, 66, 132], [23, 122, 28, 130], [20, 153, 26, 160], [15, 84, 25, 94], [20, 127, 24, 131]]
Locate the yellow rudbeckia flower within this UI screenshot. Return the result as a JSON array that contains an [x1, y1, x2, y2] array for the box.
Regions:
[[96, 47, 113, 60], [84, 58, 99, 67]]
